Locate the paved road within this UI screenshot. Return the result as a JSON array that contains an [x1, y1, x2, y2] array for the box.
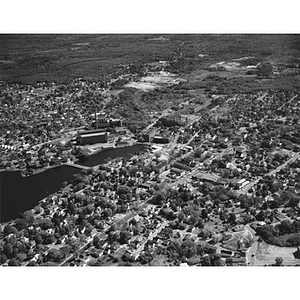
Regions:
[[60, 198, 152, 266], [133, 221, 168, 259], [142, 108, 171, 133], [245, 225, 258, 266], [239, 152, 300, 195]]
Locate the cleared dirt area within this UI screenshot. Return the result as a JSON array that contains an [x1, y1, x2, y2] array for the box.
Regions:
[[255, 241, 300, 266], [125, 71, 184, 91]]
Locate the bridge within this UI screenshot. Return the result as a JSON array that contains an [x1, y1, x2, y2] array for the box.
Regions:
[[64, 162, 94, 171]]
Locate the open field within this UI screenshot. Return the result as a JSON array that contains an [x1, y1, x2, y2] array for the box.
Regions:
[[255, 241, 300, 266]]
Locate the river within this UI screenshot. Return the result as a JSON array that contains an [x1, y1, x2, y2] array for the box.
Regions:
[[0, 144, 146, 223]]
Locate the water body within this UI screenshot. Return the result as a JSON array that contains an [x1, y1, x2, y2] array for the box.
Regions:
[[77, 144, 146, 167], [0, 144, 146, 223], [0, 166, 81, 223]]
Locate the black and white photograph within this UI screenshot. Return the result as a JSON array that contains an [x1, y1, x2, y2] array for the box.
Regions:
[[1, 32, 300, 268], [0, 1, 299, 299]]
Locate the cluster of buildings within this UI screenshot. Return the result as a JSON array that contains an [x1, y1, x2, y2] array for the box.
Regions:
[[1, 56, 300, 266], [0, 78, 129, 174]]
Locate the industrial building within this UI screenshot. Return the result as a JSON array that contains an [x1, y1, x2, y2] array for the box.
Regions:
[[92, 118, 123, 129], [170, 168, 183, 176], [110, 119, 123, 127], [78, 132, 108, 145], [142, 127, 157, 142], [152, 136, 169, 144], [192, 172, 226, 185], [79, 129, 106, 135], [173, 162, 192, 171]]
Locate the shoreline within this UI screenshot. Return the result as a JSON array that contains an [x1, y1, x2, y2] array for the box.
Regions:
[[0, 142, 148, 226], [0, 142, 147, 177]]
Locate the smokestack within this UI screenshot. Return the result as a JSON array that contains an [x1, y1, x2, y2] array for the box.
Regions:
[[95, 109, 98, 129]]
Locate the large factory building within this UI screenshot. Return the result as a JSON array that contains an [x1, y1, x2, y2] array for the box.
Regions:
[[78, 132, 108, 145]]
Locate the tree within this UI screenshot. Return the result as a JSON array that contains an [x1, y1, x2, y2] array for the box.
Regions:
[[289, 196, 300, 208], [286, 234, 300, 246], [0, 254, 7, 264], [257, 62, 273, 78], [8, 258, 21, 266], [195, 217, 204, 229], [102, 208, 113, 218], [72, 147, 90, 159], [256, 210, 265, 222], [47, 249, 62, 263], [226, 257, 233, 266], [201, 209, 208, 219], [211, 254, 223, 266], [202, 255, 211, 266], [280, 191, 300, 206], [128, 165, 139, 176], [86, 204, 95, 214], [180, 238, 196, 259], [228, 213, 237, 225], [39, 218, 53, 230], [3, 225, 18, 236], [2, 243, 14, 258], [41, 232, 55, 245], [277, 220, 292, 235], [194, 149, 202, 158], [119, 230, 131, 245], [151, 192, 165, 205], [35, 233, 43, 245], [16, 253, 27, 263], [22, 211, 35, 225], [275, 257, 283, 266]]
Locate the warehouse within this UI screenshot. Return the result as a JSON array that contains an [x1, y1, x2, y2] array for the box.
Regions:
[[78, 132, 108, 145], [152, 136, 169, 144]]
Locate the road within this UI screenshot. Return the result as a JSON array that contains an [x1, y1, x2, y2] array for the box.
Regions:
[[245, 225, 258, 266], [133, 221, 168, 259], [239, 152, 300, 195], [60, 198, 152, 266], [142, 108, 171, 133]]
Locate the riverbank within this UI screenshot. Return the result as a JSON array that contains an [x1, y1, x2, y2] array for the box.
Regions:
[[0, 165, 81, 223], [0, 142, 147, 178], [76, 143, 147, 167]]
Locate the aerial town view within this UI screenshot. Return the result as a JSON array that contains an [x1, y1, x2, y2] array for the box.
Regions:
[[0, 34, 300, 267]]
